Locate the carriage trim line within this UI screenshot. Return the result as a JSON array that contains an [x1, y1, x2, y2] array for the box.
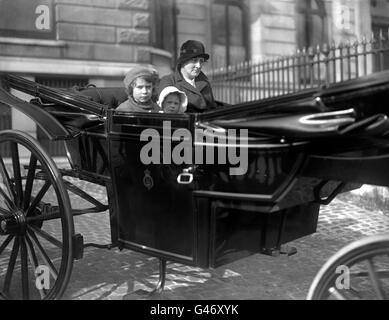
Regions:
[[193, 141, 308, 149]]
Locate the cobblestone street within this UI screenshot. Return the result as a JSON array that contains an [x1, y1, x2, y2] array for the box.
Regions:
[[59, 180, 389, 300]]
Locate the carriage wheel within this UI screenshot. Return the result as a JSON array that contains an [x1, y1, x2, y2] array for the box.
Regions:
[[0, 130, 74, 300], [307, 234, 389, 300]]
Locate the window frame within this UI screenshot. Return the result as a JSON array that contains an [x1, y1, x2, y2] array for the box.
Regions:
[[297, 0, 328, 48], [211, 0, 249, 68], [150, 0, 177, 67]]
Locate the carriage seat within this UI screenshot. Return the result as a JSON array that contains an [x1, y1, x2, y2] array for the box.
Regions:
[[72, 86, 128, 109], [35, 87, 128, 132]]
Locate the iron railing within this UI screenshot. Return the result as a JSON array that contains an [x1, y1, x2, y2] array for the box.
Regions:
[[209, 29, 389, 104]]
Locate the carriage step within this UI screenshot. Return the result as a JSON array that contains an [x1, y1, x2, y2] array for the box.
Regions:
[[72, 234, 84, 260]]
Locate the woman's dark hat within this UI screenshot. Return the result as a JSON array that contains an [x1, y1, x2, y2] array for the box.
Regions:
[[177, 40, 210, 66]]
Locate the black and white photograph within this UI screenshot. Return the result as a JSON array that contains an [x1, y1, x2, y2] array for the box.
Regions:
[[1, 0, 389, 305]]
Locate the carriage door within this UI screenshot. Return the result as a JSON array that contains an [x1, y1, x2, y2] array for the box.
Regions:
[[108, 112, 197, 265]]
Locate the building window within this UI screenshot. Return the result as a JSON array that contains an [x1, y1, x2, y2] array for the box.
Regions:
[[297, 0, 328, 48], [211, 0, 249, 68], [371, 1, 389, 71], [0, 0, 55, 39], [372, 23, 389, 71], [150, 0, 177, 67]]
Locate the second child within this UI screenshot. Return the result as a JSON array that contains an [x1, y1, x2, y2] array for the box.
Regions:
[[157, 86, 188, 114]]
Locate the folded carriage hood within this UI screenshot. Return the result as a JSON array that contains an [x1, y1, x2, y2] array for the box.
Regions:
[[202, 70, 389, 141], [207, 108, 389, 140], [0, 86, 71, 140]]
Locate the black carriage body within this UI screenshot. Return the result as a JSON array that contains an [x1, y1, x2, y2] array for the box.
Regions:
[[2, 71, 389, 270], [107, 110, 324, 268]]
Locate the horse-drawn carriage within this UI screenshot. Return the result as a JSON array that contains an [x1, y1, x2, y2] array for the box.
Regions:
[[1, 70, 389, 300]]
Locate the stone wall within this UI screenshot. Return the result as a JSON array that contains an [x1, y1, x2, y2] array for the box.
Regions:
[[248, 0, 297, 60], [0, 0, 171, 140], [55, 0, 152, 63], [246, 0, 377, 62], [0, 0, 163, 76], [175, 0, 209, 55]]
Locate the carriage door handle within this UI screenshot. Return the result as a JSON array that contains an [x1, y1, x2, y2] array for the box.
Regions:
[[177, 167, 194, 185]]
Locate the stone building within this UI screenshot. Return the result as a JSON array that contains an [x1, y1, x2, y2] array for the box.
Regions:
[[0, 0, 388, 152]]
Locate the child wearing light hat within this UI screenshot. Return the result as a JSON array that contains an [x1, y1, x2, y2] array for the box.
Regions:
[[157, 86, 188, 114]]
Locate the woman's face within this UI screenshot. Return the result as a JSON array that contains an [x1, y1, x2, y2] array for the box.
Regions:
[[181, 57, 205, 80], [131, 77, 153, 103], [162, 93, 181, 113]]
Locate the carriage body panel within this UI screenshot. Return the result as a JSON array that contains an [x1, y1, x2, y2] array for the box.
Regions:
[[2, 70, 389, 298]]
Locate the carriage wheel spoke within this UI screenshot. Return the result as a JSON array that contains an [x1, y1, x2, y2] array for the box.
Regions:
[[3, 236, 20, 294], [26, 181, 51, 216], [27, 229, 58, 279], [28, 225, 62, 249], [346, 285, 363, 299], [0, 290, 12, 300], [10, 142, 23, 208], [0, 154, 16, 203], [0, 235, 14, 255], [366, 258, 387, 300], [351, 270, 389, 278], [0, 132, 73, 301], [328, 287, 347, 300], [23, 155, 38, 212], [25, 234, 47, 299], [0, 206, 12, 216], [0, 185, 15, 211], [20, 236, 29, 300]]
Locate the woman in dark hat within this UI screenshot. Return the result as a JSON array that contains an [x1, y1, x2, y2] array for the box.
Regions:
[[157, 40, 217, 113]]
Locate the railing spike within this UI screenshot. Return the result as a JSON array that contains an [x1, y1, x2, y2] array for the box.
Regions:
[[209, 28, 389, 104], [322, 43, 330, 55], [379, 28, 385, 41], [370, 32, 376, 43], [308, 46, 315, 57]]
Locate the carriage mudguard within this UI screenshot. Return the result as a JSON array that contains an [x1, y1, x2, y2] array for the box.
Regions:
[[0, 87, 72, 140]]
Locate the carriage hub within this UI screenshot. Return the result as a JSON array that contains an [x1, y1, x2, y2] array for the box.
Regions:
[[0, 210, 27, 235]]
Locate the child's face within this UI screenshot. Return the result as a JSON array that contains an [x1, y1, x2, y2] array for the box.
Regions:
[[162, 93, 181, 113], [132, 78, 153, 103]]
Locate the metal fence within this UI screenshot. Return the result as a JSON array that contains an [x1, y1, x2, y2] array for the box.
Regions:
[[209, 30, 389, 105]]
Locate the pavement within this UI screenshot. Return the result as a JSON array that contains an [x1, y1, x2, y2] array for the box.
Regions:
[[57, 179, 389, 300]]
